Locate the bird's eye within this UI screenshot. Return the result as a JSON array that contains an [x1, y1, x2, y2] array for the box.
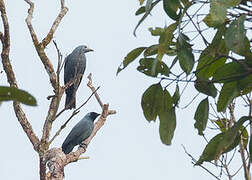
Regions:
[[84, 45, 87, 48]]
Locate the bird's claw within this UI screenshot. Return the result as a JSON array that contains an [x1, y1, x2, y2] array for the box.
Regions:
[[79, 142, 87, 149]]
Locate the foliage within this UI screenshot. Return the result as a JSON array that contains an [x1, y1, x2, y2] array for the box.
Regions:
[[0, 86, 37, 106], [118, 0, 252, 178]]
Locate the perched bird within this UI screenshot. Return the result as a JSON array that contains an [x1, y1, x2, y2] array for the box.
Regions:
[[64, 45, 93, 109], [62, 112, 100, 154]]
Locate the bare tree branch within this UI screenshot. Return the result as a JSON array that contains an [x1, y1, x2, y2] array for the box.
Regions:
[[41, 1, 68, 47], [0, 0, 40, 151]]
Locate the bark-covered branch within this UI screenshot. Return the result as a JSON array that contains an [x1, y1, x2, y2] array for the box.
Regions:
[[45, 75, 116, 180], [0, 0, 40, 151], [24, 1, 69, 179]]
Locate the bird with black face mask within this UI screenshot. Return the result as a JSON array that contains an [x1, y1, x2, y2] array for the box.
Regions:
[[64, 45, 93, 109], [62, 112, 100, 154]]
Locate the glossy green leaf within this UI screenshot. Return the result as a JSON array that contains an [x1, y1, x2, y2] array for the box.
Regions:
[[0, 86, 37, 106], [194, 98, 209, 135], [177, 33, 194, 75], [217, 82, 239, 112], [117, 47, 146, 75], [196, 116, 249, 165], [137, 58, 170, 77], [135, 6, 146, 15], [163, 0, 181, 20], [159, 107, 176, 145], [172, 84, 180, 106], [212, 62, 246, 83], [144, 44, 158, 57], [194, 79, 217, 98], [225, 15, 251, 56], [141, 83, 163, 121]]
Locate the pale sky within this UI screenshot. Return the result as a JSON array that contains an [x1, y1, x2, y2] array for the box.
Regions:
[[0, 0, 246, 179]]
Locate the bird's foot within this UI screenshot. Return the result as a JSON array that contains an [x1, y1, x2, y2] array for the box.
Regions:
[[79, 142, 87, 149]]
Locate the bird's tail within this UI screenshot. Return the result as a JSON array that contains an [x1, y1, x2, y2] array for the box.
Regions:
[[62, 143, 74, 154], [65, 92, 76, 109]]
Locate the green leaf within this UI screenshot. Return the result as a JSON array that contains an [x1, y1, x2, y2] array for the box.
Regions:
[[212, 61, 247, 83], [213, 118, 228, 132], [203, 0, 241, 27], [206, 1, 226, 27], [141, 83, 163, 121], [225, 15, 251, 56], [149, 27, 165, 36], [144, 44, 158, 57], [237, 74, 252, 94], [159, 107, 176, 145], [135, 6, 146, 16], [217, 82, 239, 112], [137, 58, 170, 77], [194, 98, 209, 136], [240, 125, 249, 150], [196, 116, 249, 165], [163, 0, 181, 20], [170, 56, 178, 69], [216, 116, 250, 157], [196, 28, 228, 79], [177, 33, 195, 75], [214, 119, 248, 150], [133, 0, 160, 36], [117, 47, 146, 75], [159, 89, 173, 111], [194, 79, 217, 98], [0, 86, 37, 106], [196, 133, 224, 165], [225, 0, 242, 6], [172, 84, 180, 106], [158, 23, 178, 61]]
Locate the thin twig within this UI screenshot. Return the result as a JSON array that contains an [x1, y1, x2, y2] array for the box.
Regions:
[[87, 73, 103, 108], [182, 145, 221, 180]]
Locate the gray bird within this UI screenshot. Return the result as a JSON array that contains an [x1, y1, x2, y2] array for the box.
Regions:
[[62, 112, 100, 154], [64, 45, 93, 109]]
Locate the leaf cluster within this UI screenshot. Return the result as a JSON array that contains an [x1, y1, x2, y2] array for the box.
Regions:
[[117, 0, 252, 166]]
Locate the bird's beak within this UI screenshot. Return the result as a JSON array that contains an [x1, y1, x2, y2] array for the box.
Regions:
[[85, 48, 94, 53]]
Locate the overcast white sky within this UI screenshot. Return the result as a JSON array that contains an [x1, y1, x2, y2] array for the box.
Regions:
[[0, 0, 247, 179]]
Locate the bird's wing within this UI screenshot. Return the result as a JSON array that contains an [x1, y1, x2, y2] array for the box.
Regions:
[[63, 120, 93, 147], [64, 54, 75, 84]]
